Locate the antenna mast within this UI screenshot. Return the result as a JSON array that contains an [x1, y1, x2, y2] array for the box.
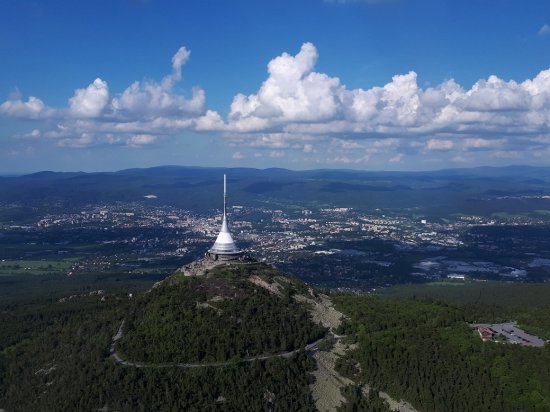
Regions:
[[223, 174, 227, 218]]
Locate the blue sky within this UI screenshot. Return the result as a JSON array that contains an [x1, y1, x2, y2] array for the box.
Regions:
[[1, 0, 550, 173]]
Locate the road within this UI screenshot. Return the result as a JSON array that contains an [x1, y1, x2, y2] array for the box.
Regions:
[[109, 320, 327, 369]]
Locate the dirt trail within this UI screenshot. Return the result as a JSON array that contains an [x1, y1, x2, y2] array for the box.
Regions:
[[379, 393, 418, 412], [297, 290, 419, 412], [295, 291, 352, 412]]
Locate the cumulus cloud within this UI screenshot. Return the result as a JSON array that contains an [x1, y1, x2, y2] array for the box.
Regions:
[[69, 78, 110, 118], [111, 47, 203, 120], [195, 110, 225, 131], [221, 42, 550, 167], [1, 46, 207, 148], [0, 96, 54, 119], [109, 47, 195, 122], [228, 43, 342, 130], [4, 41, 550, 166], [226, 43, 550, 142]]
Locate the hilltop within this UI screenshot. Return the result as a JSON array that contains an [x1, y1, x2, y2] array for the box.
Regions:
[[0, 261, 367, 411], [3, 260, 550, 411], [115, 262, 326, 364]]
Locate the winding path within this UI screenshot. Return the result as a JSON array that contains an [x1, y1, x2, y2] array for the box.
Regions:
[[109, 320, 326, 369]]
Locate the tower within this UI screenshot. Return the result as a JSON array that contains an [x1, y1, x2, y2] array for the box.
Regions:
[[208, 174, 242, 260]]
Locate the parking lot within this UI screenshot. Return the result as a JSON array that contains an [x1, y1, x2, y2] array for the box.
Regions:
[[473, 322, 546, 347]]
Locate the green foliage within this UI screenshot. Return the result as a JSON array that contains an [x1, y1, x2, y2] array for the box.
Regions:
[[380, 281, 550, 338], [118, 267, 325, 363], [0, 271, 320, 410], [334, 294, 550, 412]]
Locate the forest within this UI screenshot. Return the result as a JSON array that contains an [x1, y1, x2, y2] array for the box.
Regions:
[[3, 263, 550, 411], [0, 264, 322, 411], [334, 285, 550, 412], [117, 263, 325, 363]]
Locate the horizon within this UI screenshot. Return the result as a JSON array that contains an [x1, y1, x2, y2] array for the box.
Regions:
[[1, 162, 548, 178], [1, 1, 550, 172]]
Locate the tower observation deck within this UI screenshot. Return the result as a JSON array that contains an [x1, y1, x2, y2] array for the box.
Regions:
[[208, 174, 243, 260]]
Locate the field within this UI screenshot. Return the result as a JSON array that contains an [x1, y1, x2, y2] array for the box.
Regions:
[[0, 258, 77, 276]]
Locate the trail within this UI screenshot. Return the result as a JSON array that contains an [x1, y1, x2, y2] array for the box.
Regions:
[[109, 320, 325, 369], [296, 290, 419, 412]]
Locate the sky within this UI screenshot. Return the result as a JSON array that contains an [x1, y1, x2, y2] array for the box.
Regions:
[[1, 0, 550, 173]]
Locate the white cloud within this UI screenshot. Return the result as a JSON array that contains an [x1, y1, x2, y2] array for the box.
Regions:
[[226, 43, 550, 144], [331, 139, 365, 150], [303, 143, 314, 153], [331, 154, 371, 164], [451, 155, 468, 163], [4, 41, 550, 166], [109, 45, 205, 120], [269, 150, 286, 158], [426, 139, 454, 151], [373, 138, 401, 148], [0, 96, 54, 119], [462, 138, 504, 150], [111, 79, 204, 120], [127, 134, 157, 146], [57, 133, 95, 148], [69, 78, 109, 118], [455, 75, 530, 112], [538, 24, 550, 36], [228, 43, 343, 129], [195, 110, 225, 131], [167, 46, 190, 86], [491, 150, 523, 160], [389, 153, 403, 163], [232, 151, 245, 160], [1, 46, 207, 148]]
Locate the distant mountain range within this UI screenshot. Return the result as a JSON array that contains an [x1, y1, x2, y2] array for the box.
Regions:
[[1, 165, 550, 218]]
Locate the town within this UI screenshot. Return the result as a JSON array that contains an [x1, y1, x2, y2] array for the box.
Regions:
[[2, 200, 549, 290]]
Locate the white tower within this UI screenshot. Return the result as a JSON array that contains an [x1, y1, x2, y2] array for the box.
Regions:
[[209, 174, 241, 258]]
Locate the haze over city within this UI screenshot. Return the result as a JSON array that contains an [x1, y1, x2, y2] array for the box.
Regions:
[[1, 0, 550, 173]]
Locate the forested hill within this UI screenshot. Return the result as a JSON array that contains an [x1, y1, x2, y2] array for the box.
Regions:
[[3, 262, 550, 411], [0, 262, 327, 411], [117, 262, 326, 364], [2, 165, 550, 219], [334, 283, 550, 412]]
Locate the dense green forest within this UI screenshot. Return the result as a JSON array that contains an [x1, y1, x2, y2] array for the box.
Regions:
[[0, 264, 321, 411], [334, 287, 550, 412], [4, 263, 550, 411], [117, 263, 325, 363], [381, 281, 550, 339]]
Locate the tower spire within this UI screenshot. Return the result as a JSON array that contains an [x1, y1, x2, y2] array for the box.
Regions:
[[208, 174, 241, 258], [223, 174, 227, 219]]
